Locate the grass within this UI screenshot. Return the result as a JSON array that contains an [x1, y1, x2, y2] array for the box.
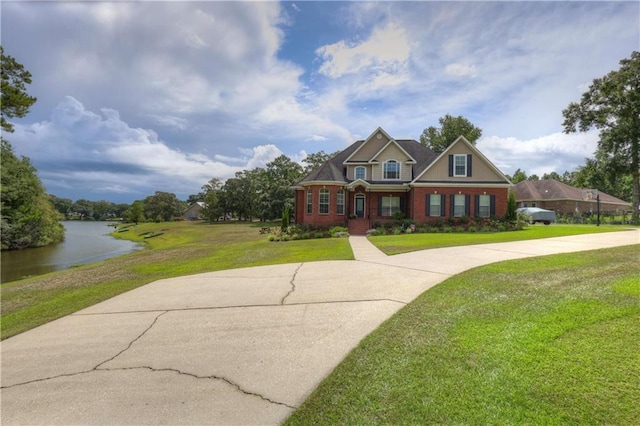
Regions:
[[0, 221, 353, 340], [370, 224, 633, 255], [285, 244, 640, 425]]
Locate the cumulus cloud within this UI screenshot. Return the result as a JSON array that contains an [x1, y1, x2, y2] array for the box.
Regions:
[[316, 22, 410, 80], [477, 131, 600, 177], [11, 97, 286, 201]]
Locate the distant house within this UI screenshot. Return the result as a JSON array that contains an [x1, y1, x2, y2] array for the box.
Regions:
[[292, 127, 512, 235], [513, 179, 630, 215], [183, 202, 205, 220]]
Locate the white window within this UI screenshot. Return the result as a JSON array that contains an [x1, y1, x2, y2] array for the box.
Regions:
[[306, 189, 312, 214], [383, 160, 400, 180], [454, 194, 466, 217], [454, 154, 467, 177], [319, 188, 329, 214], [381, 196, 400, 216], [355, 166, 366, 180], [429, 194, 442, 217], [478, 195, 490, 217], [337, 190, 344, 215]]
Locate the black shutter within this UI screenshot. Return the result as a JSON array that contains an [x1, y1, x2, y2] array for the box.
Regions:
[[425, 195, 430, 216], [450, 195, 455, 217], [448, 155, 454, 177], [490, 195, 496, 217], [467, 155, 472, 177], [465, 195, 471, 217], [440, 194, 446, 216], [400, 196, 405, 214], [474, 195, 480, 217], [378, 196, 382, 216]]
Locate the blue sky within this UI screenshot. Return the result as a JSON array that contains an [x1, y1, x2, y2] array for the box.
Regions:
[[2, 1, 638, 203]]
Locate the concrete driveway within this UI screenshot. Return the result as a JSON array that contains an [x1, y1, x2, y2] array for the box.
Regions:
[[2, 230, 638, 425]]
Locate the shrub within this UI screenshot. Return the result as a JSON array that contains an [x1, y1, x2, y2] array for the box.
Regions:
[[329, 226, 348, 238]]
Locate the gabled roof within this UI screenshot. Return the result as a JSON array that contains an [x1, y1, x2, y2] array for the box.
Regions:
[[343, 127, 393, 163], [370, 139, 417, 164], [412, 135, 511, 184], [295, 129, 510, 188], [513, 179, 630, 205]]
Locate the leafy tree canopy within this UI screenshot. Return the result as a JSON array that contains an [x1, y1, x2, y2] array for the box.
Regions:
[[419, 114, 482, 152], [1, 140, 64, 249], [1, 46, 37, 133], [302, 150, 339, 174], [562, 51, 640, 223]]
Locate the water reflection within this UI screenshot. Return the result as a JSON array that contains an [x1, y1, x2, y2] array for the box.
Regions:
[[1, 221, 143, 283]]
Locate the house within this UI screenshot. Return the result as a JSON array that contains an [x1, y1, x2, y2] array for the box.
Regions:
[[183, 202, 205, 220], [293, 127, 512, 234], [513, 179, 630, 216]]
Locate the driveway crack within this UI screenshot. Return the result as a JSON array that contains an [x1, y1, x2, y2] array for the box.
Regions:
[[104, 366, 297, 409], [2, 311, 168, 390], [280, 263, 303, 305], [95, 310, 168, 369]]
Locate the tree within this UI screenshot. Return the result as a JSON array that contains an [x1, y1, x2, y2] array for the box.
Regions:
[[0, 48, 63, 249], [562, 51, 640, 223], [509, 168, 528, 184], [123, 200, 145, 224], [302, 150, 339, 174], [1, 140, 64, 249], [223, 170, 263, 221], [144, 191, 184, 222], [72, 199, 94, 220], [50, 195, 74, 219], [200, 178, 224, 222], [419, 114, 482, 152], [263, 155, 303, 220], [1, 46, 37, 133], [504, 190, 518, 222]]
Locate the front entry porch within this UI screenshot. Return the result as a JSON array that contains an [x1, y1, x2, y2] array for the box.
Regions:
[[347, 218, 370, 235]]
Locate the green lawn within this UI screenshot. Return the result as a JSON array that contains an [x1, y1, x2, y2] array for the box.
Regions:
[[286, 244, 640, 425], [370, 224, 633, 255], [0, 221, 353, 340]]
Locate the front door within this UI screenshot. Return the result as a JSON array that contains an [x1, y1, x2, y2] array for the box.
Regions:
[[355, 194, 365, 218]]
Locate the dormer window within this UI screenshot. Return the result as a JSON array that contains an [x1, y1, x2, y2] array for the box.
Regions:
[[355, 166, 366, 180], [383, 160, 400, 180]]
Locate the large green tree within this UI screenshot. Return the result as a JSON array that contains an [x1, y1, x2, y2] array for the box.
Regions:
[[1, 140, 64, 249], [1, 46, 64, 249], [420, 114, 482, 152], [1, 46, 37, 133], [262, 155, 303, 220], [562, 51, 640, 223], [302, 150, 339, 174], [200, 178, 225, 222], [144, 191, 185, 222]]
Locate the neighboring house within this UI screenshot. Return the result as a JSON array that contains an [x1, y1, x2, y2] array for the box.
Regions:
[[293, 127, 512, 235], [513, 179, 631, 216], [183, 202, 205, 220]]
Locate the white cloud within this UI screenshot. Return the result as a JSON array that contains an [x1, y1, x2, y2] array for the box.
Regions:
[[477, 131, 599, 177], [10, 97, 291, 200], [316, 22, 410, 79]]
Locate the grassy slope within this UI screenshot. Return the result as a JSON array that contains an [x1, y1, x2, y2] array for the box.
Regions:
[[286, 245, 640, 425], [1, 221, 353, 339], [370, 224, 632, 255]]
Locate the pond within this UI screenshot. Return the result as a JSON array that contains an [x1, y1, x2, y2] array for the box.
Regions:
[[1, 221, 143, 283]]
